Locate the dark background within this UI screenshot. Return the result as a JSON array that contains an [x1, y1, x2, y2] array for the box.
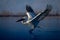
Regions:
[[0, 0, 60, 40]]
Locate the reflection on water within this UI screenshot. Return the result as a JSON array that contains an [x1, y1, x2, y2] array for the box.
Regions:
[[0, 17, 60, 40]]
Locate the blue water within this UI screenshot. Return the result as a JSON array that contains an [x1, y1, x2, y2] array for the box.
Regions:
[[0, 17, 60, 40]]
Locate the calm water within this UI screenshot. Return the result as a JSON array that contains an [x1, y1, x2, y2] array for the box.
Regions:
[[0, 17, 60, 40]]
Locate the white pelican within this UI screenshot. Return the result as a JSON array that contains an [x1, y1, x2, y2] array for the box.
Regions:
[[16, 5, 52, 33]]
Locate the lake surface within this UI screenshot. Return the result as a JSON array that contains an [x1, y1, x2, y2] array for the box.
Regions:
[[0, 17, 60, 40]]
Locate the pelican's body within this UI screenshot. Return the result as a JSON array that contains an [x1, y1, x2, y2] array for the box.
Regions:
[[16, 5, 52, 33]]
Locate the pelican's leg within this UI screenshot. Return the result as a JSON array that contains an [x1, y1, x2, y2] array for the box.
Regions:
[[29, 29, 33, 33], [29, 25, 34, 33], [37, 26, 40, 28]]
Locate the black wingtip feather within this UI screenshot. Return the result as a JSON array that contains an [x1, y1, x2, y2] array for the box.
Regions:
[[26, 5, 34, 12]]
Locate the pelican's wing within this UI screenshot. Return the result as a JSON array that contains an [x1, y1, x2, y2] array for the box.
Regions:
[[30, 5, 52, 25], [26, 5, 36, 20], [38, 5, 52, 21]]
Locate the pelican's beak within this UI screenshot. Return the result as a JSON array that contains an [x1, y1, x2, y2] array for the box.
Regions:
[[16, 19, 25, 22]]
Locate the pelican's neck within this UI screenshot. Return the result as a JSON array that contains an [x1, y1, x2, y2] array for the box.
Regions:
[[26, 12, 32, 20], [21, 20, 30, 24]]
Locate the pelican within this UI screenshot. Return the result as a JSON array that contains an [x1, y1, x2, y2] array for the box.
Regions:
[[16, 5, 52, 33]]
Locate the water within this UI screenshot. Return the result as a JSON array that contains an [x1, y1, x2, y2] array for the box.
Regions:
[[0, 17, 60, 40]]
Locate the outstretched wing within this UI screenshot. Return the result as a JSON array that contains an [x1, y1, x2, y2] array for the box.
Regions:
[[26, 5, 36, 20], [30, 5, 52, 27], [38, 5, 52, 21], [31, 5, 52, 22]]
